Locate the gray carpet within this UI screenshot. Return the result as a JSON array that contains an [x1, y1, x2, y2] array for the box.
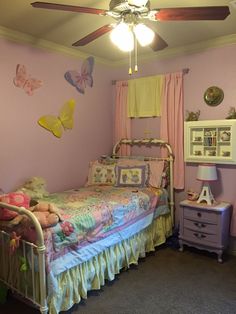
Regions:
[[1, 245, 236, 314]]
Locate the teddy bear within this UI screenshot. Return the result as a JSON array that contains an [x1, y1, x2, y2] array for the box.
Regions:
[[16, 176, 49, 200], [0, 202, 62, 229], [28, 202, 62, 228]]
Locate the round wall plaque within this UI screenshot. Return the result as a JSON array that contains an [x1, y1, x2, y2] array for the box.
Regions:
[[204, 86, 224, 106]]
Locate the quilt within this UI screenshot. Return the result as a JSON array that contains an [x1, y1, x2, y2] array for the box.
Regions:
[[35, 186, 168, 270]]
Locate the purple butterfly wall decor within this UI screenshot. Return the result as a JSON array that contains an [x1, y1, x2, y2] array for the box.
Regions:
[[64, 56, 94, 94]]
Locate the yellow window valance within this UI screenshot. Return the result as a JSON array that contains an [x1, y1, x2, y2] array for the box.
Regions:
[[127, 75, 164, 118]]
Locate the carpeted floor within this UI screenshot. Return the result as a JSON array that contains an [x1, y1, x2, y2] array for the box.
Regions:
[[1, 245, 236, 314]]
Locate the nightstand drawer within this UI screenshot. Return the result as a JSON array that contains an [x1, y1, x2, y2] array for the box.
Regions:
[[183, 228, 217, 244], [184, 218, 217, 234], [184, 207, 218, 223]]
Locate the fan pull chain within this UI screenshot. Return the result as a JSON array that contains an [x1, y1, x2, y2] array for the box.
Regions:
[[129, 50, 132, 75], [134, 36, 138, 72]]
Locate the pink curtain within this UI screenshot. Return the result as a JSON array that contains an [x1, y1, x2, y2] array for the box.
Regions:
[[114, 81, 131, 155], [160, 72, 184, 189]]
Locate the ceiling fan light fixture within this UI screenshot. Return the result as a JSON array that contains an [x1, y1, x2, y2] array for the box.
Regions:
[[133, 23, 154, 46], [110, 22, 134, 52], [128, 0, 148, 7]]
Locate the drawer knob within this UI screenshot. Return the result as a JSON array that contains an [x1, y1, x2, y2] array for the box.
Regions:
[[194, 233, 206, 239], [197, 212, 202, 218], [194, 222, 206, 228]]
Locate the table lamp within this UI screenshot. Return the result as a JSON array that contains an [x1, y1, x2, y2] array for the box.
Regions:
[[196, 163, 217, 205]]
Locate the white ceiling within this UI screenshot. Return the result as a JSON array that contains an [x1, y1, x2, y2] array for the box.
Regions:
[[0, 0, 236, 65]]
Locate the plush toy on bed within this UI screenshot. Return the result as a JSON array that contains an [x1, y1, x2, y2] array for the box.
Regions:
[[16, 176, 49, 200], [0, 192, 30, 221], [1, 201, 62, 229], [28, 202, 62, 228]]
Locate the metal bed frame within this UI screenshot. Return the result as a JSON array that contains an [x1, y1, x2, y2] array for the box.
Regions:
[[0, 138, 174, 314], [112, 138, 174, 224]]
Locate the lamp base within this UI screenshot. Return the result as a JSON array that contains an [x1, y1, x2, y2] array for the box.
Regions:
[[197, 183, 215, 205]]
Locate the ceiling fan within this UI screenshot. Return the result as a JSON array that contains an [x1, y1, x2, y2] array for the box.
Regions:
[[31, 0, 230, 52]]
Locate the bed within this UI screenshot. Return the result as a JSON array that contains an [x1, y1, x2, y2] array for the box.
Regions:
[[0, 138, 174, 314]]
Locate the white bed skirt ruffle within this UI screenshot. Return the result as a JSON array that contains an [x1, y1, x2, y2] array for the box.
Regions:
[[48, 214, 172, 314]]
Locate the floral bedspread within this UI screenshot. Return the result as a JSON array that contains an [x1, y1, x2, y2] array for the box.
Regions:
[[35, 186, 169, 268], [44, 187, 154, 247]]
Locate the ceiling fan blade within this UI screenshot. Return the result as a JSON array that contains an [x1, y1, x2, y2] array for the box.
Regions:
[[72, 25, 113, 47], [31, 2, 107, 15], [154, 6, 230, 21], [149, 32, 168, 51]]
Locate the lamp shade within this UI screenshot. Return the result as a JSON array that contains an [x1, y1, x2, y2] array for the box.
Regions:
[[197, 164, 217, 181]]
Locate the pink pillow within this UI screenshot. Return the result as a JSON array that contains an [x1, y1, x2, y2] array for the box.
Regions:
[[146, 160, 165, 188], [0, 192, 30, 221], [117, 159, 146, 166]]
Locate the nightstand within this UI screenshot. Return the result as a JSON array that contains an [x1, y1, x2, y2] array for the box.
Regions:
[[179, 200, 231, 262]]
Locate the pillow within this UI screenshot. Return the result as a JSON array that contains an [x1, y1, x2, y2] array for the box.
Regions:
[[116, 158, 146, 166], [115, 165, 149, 188], [86, 160, 116, 186], [117, 158, 164, 188], [0, 192, 30, 221], [146, 160, 165, 188]]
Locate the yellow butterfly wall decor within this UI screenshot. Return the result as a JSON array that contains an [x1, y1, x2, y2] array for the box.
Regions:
[[38, 99, 76, 138]]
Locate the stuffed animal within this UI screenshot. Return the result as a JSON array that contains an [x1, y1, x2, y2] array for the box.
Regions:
[[16, 176, 49, 200], [29, 202, 62, 228], [0, 192, 30, 221], [0, 202, 62, 229]]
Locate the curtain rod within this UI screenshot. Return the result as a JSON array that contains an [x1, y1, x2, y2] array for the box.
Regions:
[[111, 67, 190, 85]]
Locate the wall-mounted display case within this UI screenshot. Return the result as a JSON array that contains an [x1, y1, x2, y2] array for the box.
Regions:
[[184, 119, 236, 164]]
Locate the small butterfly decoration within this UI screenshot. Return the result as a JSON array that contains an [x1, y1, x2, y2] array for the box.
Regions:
[[13, 64, 43, 96], [38, 99, 76, 138], [64, 56, 94, 94]]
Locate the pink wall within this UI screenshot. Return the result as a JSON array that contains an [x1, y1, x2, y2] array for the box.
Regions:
[[111, 44, 236, 224], [0, 38, 114, 193], [1, 35, 236, 231]]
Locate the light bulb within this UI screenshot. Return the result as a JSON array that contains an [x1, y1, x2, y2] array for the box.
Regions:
[[110, 23, 134, 52], [133, 24, 155, 47]]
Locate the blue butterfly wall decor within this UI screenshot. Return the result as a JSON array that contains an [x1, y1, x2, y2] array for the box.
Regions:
[[64, 56, 94, 94]]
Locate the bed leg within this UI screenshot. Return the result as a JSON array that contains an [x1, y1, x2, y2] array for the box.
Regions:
[[40, 307, 48, 314], [37, 245, 48, 314]]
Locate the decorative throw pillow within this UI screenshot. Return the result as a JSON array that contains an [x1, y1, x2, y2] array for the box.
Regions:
[[146, 160, 165, 188], [0, 192, 30, 221], [116, 158, 146, 167], [86, 160, 116, 186], [117, 158, 164, 188], [115, 165, 149, 188]]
